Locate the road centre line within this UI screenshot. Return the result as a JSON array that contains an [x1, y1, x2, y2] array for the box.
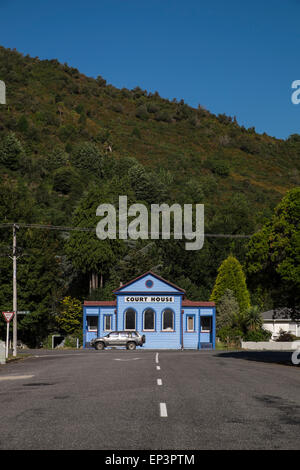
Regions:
[[155, 353, 159, 364], [156, 365, 160, 370], [160, 402, 168, 417], [114, 358, 141, 361], [0, 375, 34, 381], [34, 354, 86, 357], [157, 378, 162, 386]]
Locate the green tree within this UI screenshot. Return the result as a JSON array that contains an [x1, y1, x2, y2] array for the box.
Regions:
[[216, 288, 239, 331], [65, 185, 125, 293], [70, 142, 103, 174], [0, 229, 64, 347], [245, 187, 300, 317], [0, 132, 24, 170], [46, 147, 68, 170], [113, 241, 163, 286], [204, 155, 230, 177], [56, 296, 82, 335], [53, 166, 80, 194], [128, 163, 167, 204], [210, 255, 251, 313], [244, 305, 263, 332], [175, 275, 203, 301], [135, 104, 149, 120], [17, 115, 29, 133]]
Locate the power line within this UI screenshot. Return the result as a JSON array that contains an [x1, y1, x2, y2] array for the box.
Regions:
[[0, 223, 94, 232], [0, 222, 252, 238]]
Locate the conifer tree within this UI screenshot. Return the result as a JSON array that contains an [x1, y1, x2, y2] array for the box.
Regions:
[[210, 255, 250, 313], [56, 296, 82, 335]]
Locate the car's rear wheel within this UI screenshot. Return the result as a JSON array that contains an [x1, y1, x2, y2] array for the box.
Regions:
[[127, 342, 136, 350], [95, 341, 105, 350]]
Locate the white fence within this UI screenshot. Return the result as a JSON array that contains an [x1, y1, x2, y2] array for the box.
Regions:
[[242, 341, 300, 351]]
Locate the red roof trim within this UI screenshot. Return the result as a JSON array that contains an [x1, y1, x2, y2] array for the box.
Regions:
[[84, 301, 116, 306], [182, 300, 215, 307], [113, 271, 186, 294]]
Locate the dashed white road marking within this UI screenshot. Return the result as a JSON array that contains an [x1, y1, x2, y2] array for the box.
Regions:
[[156, 365, 161, 370], [157, 378, 162, 386], [155, 353, 159, 364], [114, 358, 141, 361], [34, 354, 86, 357], [0, 375, 34, 381], [160, 402, 168, 417]]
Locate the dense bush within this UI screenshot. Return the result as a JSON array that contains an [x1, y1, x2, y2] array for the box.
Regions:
[[58, 123, 77, 141], [70, 141, 103, 174], [154, 110, 172, 123], [147, 103, 159, 114], [216, 288, 239, 331], [53, 167, 80, 194], [204, 156, 230, 177], [135, 104, 149, 120], [46, 147, 69, 170], [0, 132, 24, 170], [217, 325, 243, 344], [276, 330, 297, 342], [244, 328, 272, 342], [63, 334, 82, 347]]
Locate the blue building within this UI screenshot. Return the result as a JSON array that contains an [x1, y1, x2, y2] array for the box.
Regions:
[[83, 271, 216, 350]]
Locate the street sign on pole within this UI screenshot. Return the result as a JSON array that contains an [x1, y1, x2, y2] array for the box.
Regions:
[[2, 311, 14, 323], [12, 224, 18, 357], [2, 311, 14, 358]]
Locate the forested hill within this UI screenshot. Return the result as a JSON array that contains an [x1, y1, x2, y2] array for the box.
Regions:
[[0, 44, 299, 230], [0, 45, 299, 345]]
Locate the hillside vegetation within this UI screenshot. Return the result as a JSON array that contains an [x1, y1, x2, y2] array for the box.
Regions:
[[0, 46, 299, 345], [0, 45, 299, 223]]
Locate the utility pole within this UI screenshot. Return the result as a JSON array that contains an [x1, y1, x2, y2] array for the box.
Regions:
[[12, 224, 18, 357]]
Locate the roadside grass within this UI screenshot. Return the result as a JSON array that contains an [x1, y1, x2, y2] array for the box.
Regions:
[[215, 341, 241, 351], [0, 354, 32, 365]]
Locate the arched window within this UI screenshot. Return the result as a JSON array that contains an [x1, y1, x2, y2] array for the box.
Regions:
[[162, 309, 174, 331], [124, 308, 136, 330], [143, 308, 155, 331]]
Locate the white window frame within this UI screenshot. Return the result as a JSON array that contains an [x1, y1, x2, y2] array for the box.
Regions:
[[187, 315, 195, 332], [104, 314, 112, 332]]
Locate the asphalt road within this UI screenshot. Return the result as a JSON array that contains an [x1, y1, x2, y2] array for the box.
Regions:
[[0, 349, 299, 450]]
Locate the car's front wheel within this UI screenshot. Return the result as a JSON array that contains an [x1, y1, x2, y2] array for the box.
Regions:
[[95, 341, 105, 351], [127, 342, 136, 350]]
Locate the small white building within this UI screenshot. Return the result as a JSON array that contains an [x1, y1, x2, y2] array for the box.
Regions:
[[262, 309, 300, 340]]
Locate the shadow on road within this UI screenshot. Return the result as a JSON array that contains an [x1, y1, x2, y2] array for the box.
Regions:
[[215, 350, 299, 367]]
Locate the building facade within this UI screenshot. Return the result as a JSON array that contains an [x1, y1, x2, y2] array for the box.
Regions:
[[83, 271, 216, 349], [262, 309, 300, 340]]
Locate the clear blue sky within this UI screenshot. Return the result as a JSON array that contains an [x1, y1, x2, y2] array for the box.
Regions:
[[0, 0, 299, 139]]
